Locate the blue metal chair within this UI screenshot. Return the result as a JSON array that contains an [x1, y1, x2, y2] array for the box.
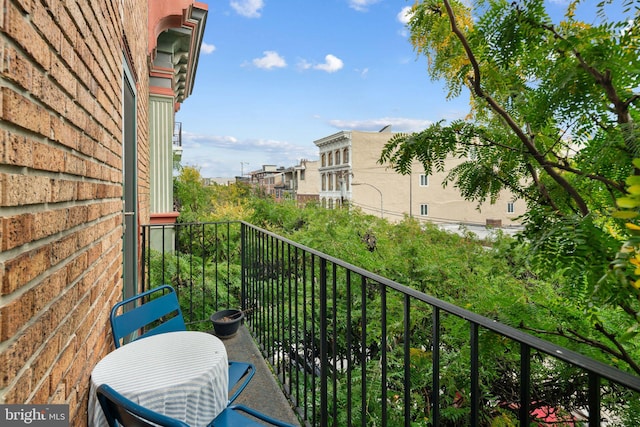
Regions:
[[109, 285, 255, 403], [110, 285, 186, 349], [96, 384, 297, 427]]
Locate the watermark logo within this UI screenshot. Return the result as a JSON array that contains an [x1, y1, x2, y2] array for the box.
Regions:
[[1, 405, 69, 426]]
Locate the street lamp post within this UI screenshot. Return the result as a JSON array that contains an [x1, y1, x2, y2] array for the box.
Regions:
[[240, 162, 249, 176], [352, 182, 383, 218]]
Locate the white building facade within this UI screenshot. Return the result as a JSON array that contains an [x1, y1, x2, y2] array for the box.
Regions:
[[314, 129, 524, 227]]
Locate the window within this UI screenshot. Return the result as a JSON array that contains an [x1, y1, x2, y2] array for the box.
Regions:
[[420, 204, 429, 216], [300, 170, 305, 180], [321, 154, 326, 167], [343, 148, 349, 163], [507, 202, 515, 214], [328, 152, 333, 166], [321, 173, 326, 191], [328, 173, 334, 191], [420, 174, 429, 187], [335, 150, 341, 165]]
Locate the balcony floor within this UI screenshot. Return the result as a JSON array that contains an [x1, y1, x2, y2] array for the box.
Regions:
[[217, 325, 301, 426]]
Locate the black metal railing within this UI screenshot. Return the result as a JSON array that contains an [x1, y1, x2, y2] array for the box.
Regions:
[[141, 221, 640, 426], [173, 121, 182, 147]]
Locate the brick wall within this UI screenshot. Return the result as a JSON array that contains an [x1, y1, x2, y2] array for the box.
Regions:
[[0, 1, 150, 426]]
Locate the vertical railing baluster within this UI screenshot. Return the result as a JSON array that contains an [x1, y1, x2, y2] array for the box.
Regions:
[[311, 255, 317, 426], [361, 275, 367, 427], [228, 222, 231, 307], [269, 235, 276, 365], [141, 226, 148, 291], [240, 223, 246, 314], [519, 343, 530, 425], [286, 242, 293, 398], [432, 307, 440, 425], [214, 223, 219, 311], [260, 230, 266, 350], [331, 264, 338, 426], [403, 294, 411, 427], [319, 258, 328, 427], [293, 246, 300, 409], [470, 323, 479, 426], [380, 282, 388, 426], [200, 222, 206, 321], [346, 270, 353, 427], [588, 372, 601, 427], [301, 250, 308, 422]]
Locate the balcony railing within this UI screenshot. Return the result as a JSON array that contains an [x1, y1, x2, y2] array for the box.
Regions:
[[173, 121, 182, 147], [141, 221, 640, 426]]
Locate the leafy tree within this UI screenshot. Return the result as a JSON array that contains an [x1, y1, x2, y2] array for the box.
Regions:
[[379, 0, 640, 373], [173, 166, 213, 221]]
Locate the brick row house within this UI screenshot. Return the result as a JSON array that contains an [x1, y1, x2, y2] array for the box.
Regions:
[[0, 1, 207, 425]]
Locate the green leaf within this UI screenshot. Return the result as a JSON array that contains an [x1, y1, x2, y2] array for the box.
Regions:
[[617, 197, 640, 209], [612, 210, 639, 219]]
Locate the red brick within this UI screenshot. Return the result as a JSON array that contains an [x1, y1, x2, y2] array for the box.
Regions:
[[50, 52, 77, 97], [1, 45, 33, 91], [67, 252, 87, 283], [30, 380, 52, 404], [31, 329, 61, 386], [32, 4, 61, 58], [50, 234, 77, 267], [50, 336, 77, 391], [3, 213, 34, 251], [0, 87, 51, 136], [2, 246, 50, 294], [33, 142, 64, 172], [32, 209, 66, 240], [3, 366, 34, 403], [2, 173, 51, 206], [50, 116, 79, 150], [64, 152, 86, 176], [49, 178, 77, 203], [5, 131, 34, 167], [5, 2, 50, 70], [36, 77, 67, 118], [67, 206, 87, 228], [0, 291, 33, 340]]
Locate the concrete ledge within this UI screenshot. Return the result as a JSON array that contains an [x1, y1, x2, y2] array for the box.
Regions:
[[217, 325, 301, 426]]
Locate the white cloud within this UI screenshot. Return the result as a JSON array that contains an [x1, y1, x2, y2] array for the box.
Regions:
[[348, 0, 380, 12], [201, 43, 216, 54], [397, 6, 413, 25], [296, 59, 312, 71], [328, 117, 432, 133], [313, 54, 344, 73], [252, 51, 287, 69], [355, 67, 369, 78], [181, 131, 318, 178], [230, 0, 264, 18]]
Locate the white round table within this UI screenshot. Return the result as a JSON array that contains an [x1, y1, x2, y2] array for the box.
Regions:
[[88, 331, 228, 427]]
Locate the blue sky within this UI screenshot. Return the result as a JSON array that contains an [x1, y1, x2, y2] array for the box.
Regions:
[[176, 0, 629, 178]]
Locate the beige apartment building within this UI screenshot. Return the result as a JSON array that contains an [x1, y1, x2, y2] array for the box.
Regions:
[[314, 128, 524, 227]]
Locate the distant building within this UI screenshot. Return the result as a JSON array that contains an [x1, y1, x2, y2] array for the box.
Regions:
[[250, 165, 285, 198], [314, 127, 524, 227], [294, 160, 320, 205]]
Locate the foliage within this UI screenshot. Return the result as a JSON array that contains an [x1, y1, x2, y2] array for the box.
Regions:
[[379, 0, 640, 375], [173, 166, 214, 223], [161, 175, 640, 423]]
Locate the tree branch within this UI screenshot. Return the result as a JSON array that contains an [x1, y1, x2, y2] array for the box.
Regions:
[[441, 0, 591, 216]]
